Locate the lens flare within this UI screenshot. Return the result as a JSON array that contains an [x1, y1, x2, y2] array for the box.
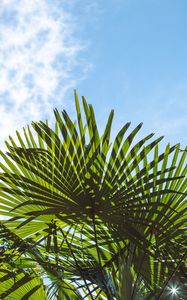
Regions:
[[171, 287, 177, 295]]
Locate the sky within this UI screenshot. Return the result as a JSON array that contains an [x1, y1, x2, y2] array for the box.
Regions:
[[0, 0, 187, 149]]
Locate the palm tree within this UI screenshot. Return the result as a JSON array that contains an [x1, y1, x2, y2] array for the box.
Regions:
[[0, 91, 186, 299]]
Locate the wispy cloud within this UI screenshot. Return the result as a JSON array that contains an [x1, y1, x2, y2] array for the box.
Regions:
[[0, 0, 90, 144]]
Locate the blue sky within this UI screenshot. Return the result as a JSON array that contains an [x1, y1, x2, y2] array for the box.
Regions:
[[0, 0, 186, 148], [73, 0, 187, 148]]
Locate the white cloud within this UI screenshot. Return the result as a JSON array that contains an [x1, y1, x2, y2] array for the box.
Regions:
[[0, 0, 89, 146]]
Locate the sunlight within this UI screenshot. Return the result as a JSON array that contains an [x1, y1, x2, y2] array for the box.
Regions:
[[171, 287, 177, 295], [169, 286, 180, 297]]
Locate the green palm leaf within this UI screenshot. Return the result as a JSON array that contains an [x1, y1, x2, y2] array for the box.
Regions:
[[0, 92, 186, 299]]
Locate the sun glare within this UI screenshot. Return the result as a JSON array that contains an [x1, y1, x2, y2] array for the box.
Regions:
[[171, 287, 177, 295]]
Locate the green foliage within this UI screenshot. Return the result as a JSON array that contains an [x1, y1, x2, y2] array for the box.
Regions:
[[0, 91, 186, 299]]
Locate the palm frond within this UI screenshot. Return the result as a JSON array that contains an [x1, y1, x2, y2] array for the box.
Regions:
[[0, 92, 186, 299]]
